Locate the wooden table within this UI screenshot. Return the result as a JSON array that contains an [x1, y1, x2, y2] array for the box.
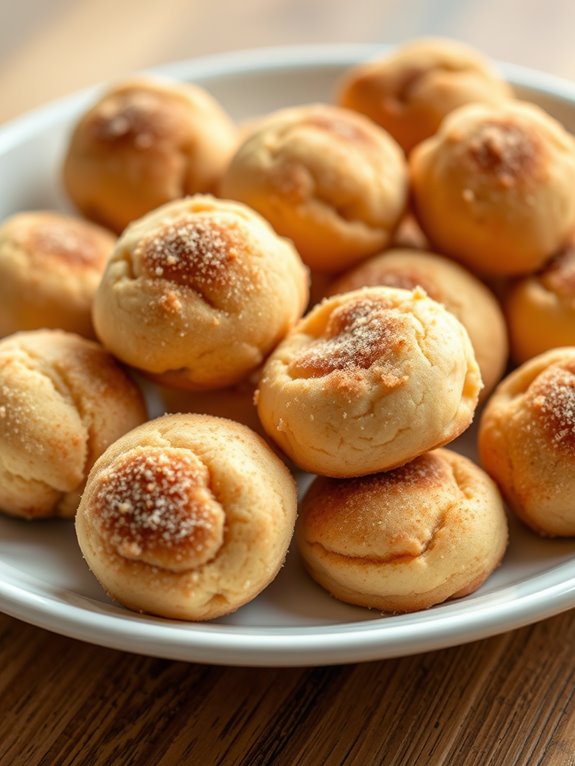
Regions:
[[2, 2, 575, 764], [1, 610, 574, 764]]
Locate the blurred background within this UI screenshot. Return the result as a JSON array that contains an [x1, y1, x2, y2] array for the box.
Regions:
[[2, 0, 575, 123]]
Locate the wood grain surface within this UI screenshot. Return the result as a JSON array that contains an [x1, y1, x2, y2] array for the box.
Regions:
[[1, 609, 574, 765], [2, 1, 575, 764]]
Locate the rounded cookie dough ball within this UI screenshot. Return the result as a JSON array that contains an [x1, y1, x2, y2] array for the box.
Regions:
[[297, 449, 508, 613], [338, 38, 511, 154], [93, 196, 309, 390], [220, 103, 408, 273], [75, 414, 297, 621], [479, 347, 575, 536], [62, 77, 238, 233], [410, 100, 575, 276], [0, 211, 115, 339], [505, 236, 575, 364], [327, 248, 508, 398], [256, 286, 482, 477], [0, 330, 147, 519]]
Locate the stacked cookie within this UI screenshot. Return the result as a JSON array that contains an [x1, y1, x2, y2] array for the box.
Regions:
[[255, 284, 508, 612], [76, 194, 308, 620]]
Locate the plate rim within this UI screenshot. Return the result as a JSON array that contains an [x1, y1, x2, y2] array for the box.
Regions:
[[1, 42, 575, 666], [1, 553, 574, 666], [4, 42, 575, 150]]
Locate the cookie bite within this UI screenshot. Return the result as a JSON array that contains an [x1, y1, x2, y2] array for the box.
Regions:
[[338, 38, 511, 154], [505, 236, 575, 364], [75, 414, 297, 621], [256, 286, 481, 477], [220, 103, 408, 273], [0, 211, 115, 339], [0, 330, 147, 520], [93, 196, 309, 390], [298, 449, 508, 613], [479, 347, 575, 536], [327, 248, 508, 398], [410, 100, 575, 276], [62, 77, 238, 233]]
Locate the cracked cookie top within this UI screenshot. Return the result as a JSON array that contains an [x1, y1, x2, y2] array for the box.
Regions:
[[62, 77, 238, 233], [337, 38, 511, 154], [0, 329, 146, 519], [257, 285, 482, 477], [220, 103, 408, 273], [92, 195, 309, 390]]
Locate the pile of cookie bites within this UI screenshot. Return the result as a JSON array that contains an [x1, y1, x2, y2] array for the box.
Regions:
[[2, 38, 575, 623]]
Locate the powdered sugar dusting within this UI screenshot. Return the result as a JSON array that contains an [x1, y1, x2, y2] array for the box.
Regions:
[[93, 448, 225, 570]]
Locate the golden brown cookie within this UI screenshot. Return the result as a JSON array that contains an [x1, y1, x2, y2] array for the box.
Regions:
[[410, 100, 575, 276], [338, 38, 511, 154], [62, 77, 238, 232], [93, 195, 309, 390], [327, 248, 508, 398], [505, 236, 575, 363], [479, 347, 575, 536], [0, 330, 147, 519], [256, 286, 481, 476], [297, 449, 508, 613], [0, 211, 115, 339], [220, 103, 408, 273], [75, 414, 297, 621]]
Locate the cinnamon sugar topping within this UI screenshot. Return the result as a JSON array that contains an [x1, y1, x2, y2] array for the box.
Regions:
[[529, 363, 575, 449], [90, 91, 175, 147], [465, 121, 539, 187], [93, 448, 225, 571], [26, 217, 107, 267], [335, 453, 448, 499], [393, 66, 427, 105], [137, 215, 253, 300], [290, 297, 406, 378]]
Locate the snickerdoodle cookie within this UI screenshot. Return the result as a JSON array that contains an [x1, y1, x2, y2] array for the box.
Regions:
[[256, 286, 481, 476], [62, 77, 237, 232], [298, 448, 508, 612], [479, 347, 575, 536], [0, 330, 147, 519], [410, 101, 575, 275], [76, 414, 297, 621], [220, 103, 408, 272], [93, 195, 309, 390]]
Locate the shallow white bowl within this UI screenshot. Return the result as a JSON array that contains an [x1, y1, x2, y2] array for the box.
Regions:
[[1, 44, 575, 667]]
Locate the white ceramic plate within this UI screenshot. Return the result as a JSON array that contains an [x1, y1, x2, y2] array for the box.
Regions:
[[1, 44, 575, 667]]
